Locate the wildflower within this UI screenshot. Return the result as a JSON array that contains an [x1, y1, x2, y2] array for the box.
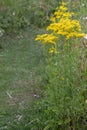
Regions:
[[54, 62, 57, 66], [61, 2, 67, 6], [64, 43, 67, 46], [49, 47, 55, 53], [35, 34, 58, 44], [82, 3, 85, 7], [54, 11, 64, 19], [85, 99, 87, 104], [59, 5, 68, 11], [84, 34, 87, 39], [33, 94, 40, 98], [35, 1, 85, 51], [12, 12, 15, 16], [83, 16, 87, 20], [50, 17, 56, 23], [47, 18, 85, 39], [63, 12, 74, 18], [0, 30, 3, 37], [61, 77, 65, 80]]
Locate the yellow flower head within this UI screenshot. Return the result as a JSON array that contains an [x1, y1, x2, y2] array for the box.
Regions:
[[49, 47, 55, 53], [61, 2, 67, 6], [61, 77, 65, 80], [59, 5, 68, 11], [35, 1, 85, 51], [35, 34, 58, 44]]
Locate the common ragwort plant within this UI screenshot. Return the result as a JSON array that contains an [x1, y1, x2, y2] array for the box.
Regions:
[[35, 2, 87, 130]]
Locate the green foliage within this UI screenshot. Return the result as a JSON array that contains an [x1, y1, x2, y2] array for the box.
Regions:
[[28, 0, 62, 27], [0, 0, 30, 33], [26, 40, 87, 130], [0, 0, 62, 34]]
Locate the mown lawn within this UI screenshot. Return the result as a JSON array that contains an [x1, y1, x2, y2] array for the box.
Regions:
[[0, 26, 45, 129]]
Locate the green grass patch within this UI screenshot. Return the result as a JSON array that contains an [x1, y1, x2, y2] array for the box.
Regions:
[[0, 26, 45, 129]]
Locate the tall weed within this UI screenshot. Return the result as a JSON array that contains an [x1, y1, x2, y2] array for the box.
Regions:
[[33, 1, 87, 130]]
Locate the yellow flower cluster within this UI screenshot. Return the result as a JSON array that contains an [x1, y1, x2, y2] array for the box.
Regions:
[[35, 2, 85, 52], [49, 47, 60, 54], [49, 46, 55, 53], [35, 34, 57, 44], [47, 2, 85, 40], [47, 18, 85, 39], [53, 2, 73, 20]]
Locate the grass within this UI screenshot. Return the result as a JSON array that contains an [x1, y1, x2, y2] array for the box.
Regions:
[[0, 26, 45, 129]]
